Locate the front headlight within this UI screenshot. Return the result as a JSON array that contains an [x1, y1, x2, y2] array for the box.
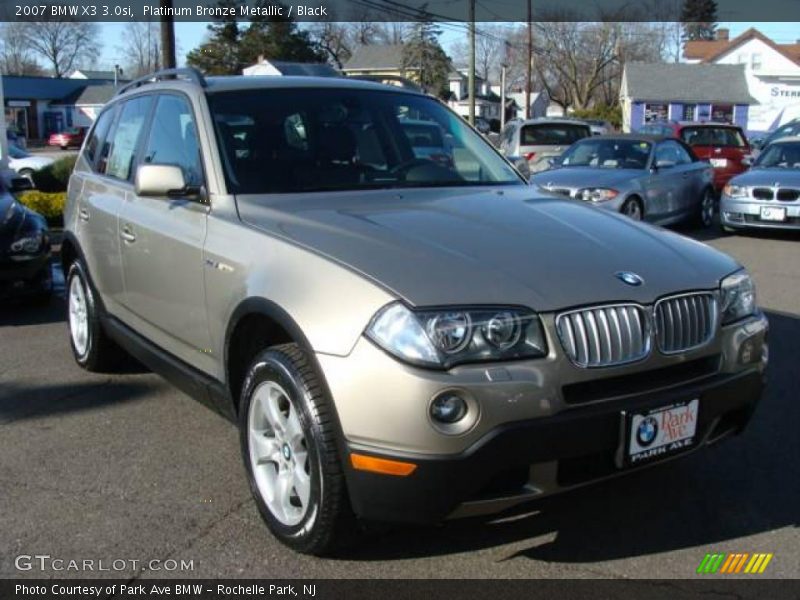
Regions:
[[720, 270, 757, 324], [577, 188, 619, 202], [722, 184, 748, 198], [366, 302, 547, 368], [10, 231, 44, 254]]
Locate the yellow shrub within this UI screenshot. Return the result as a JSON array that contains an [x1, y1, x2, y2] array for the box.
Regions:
[[16, 190, 67, 220]]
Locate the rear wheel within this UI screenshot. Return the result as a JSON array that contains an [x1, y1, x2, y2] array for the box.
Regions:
[[621, 197, 643, 221], [239, 343, 352, 555], [66, 260, 128, 371]]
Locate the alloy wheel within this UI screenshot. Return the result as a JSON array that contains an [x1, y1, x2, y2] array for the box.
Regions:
[[68, 275, 89, 357]]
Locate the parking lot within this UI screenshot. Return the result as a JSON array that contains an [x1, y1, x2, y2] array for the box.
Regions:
[[1, 223, 798, 580]]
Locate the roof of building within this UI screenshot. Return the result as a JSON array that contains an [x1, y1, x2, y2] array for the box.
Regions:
[[622, 63, 757, 104], [268, 61, 340, 77], [69, 69, 120, 80], [684, 27, 800, 67], [1, 75, 120, 101], [58, 83, 118, 105], [343, 44, 408, 71]]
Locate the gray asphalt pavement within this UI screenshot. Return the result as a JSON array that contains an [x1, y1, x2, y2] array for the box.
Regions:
[[1, 224, 798, 580]]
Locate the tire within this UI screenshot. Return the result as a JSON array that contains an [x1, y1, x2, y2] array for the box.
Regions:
[[66, 260, 127, 372], [694, 188, 715, 228], [239, 343, 352, 555], [621, 197, 644, 221]]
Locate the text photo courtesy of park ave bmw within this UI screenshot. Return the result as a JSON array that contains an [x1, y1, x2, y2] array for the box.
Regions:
[[0, 0, 798, 596]]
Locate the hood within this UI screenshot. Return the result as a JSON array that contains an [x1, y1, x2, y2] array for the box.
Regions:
[[730, 168, 800, 187], [530, 167, 644, 190], [0, 193, 25, 248], [11, 156, 53, 170], [237, 187, 739, 312]]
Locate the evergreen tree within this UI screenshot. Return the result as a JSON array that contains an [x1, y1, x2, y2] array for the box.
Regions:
[[186, 0, 243, 75], [239, 12, 326, 65], [402, 17, 450, 97], [681, 0, 718, 41]]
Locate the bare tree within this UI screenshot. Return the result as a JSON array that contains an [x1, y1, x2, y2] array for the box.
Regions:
[[309, 22, 352, 68], [117, 22, 160, 78], [449, 24, 506, 81], [23, 18, 100, 77], [0, 22, 43, 75]]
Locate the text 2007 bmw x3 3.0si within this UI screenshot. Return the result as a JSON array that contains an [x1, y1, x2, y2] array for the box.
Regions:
[[63, 69, 767, 555]]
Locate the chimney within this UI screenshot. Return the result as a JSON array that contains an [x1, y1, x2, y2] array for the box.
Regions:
[[717, 28, 729, 41], [257, 54, 265, 64]]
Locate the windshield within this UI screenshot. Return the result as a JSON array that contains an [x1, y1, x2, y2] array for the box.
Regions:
[[208, 88, 522, 194], [8, 144, 29, 159], [754, 142, 800, 168], [559, 138, 652, 169], [520, 123, 589, 146], [681, 126, 746, 147]]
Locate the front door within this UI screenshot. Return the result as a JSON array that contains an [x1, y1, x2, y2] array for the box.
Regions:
[[117, 93, 212, 369]]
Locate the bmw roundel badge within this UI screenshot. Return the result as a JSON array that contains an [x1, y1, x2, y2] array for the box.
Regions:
[[616, 271, 644, 286], [636, 416, 658, 447]]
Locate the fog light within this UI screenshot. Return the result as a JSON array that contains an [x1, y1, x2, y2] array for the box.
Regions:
[[724, 211, 744, 222], [430, 393, 467, 423], [739, 338, 761, 364]]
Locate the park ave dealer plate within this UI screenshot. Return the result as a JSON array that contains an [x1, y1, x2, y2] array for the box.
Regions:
[[625, 399, 699, 466], [761, 206, 787, 222]]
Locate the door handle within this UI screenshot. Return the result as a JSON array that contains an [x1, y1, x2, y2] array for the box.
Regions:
[[78, 208, 90, 221], [120, 226, 136, 243]]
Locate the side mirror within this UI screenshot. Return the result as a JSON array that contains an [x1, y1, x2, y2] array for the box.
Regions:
[[135, 164, 189, 197], [653, 160, 676, 170], [751, 138, 764, 150], [547, 157, 559, 168], [741, 156, 753, 167]]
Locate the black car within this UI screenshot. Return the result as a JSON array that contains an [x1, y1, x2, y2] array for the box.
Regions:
[[0, 181, 51, 300]]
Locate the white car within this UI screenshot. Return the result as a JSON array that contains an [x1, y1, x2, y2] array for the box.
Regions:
[[8, 144, 54, 181]]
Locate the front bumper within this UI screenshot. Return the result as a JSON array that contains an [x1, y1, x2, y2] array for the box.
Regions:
[[0, 252, 51, 298], [320, 311, 768, 523], [721, 196, 800, 230]]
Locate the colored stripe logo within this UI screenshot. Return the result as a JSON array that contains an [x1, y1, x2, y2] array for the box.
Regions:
[[697, 553, 773, 574]]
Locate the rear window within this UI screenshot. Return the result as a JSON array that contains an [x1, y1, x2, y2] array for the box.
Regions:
[[520, 123, 589, 145], [681, 127, 746, 148], [639, 124, 673, 137]]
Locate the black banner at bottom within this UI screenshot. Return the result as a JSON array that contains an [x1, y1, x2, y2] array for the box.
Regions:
[[2, 579, 799, 600]]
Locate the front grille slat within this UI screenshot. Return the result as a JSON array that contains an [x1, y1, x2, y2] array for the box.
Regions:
[[655, 293, 717, 354], [557, 304, 649, 368]]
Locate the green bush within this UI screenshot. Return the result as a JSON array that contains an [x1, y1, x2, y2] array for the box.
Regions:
[[31, 155, 77, 193], [571, 104, 623, 129], [17, 190, 66, 221]]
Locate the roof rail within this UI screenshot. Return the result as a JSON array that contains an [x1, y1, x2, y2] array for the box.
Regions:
[[116, 67, 207, 96]]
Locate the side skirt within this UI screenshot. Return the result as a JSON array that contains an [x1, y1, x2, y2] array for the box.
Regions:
[[101, 315, 236, 422]]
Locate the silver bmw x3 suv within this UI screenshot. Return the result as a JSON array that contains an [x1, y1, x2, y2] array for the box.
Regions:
[[63, 69, 768, 555]]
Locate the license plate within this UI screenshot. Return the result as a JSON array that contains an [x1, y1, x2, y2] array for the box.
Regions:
[[760, 206, 787, 222], [625, 399, 698, 466], [710, 158, 728, 167]]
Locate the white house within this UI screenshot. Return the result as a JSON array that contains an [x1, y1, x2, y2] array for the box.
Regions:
[[684, 28, 800, 133], [446, 69, 502, 121], [243, 57, 339, 77]]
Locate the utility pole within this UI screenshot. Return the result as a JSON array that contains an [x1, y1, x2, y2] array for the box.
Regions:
[[525, 0, 532, 119], [160, 0, 177, 70], [468, 0, 476, 125], [500, 64, 507, 131]]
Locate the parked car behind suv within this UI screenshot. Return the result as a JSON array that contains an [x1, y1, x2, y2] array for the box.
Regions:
[[48, 126, 87, 150], [64, 69, 768, 555], [500, 118, 591, 173], [639, 121, 751, 192]]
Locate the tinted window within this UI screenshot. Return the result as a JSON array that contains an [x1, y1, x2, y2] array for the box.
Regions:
[[84, 108, 115, 167], [402, 122, 444, 148], [142, 94, 203, 188], [681, 127, 746, 148], [208, 88, 521, 194], [520, 123, 589, 145], [106, 96, 153, 180], [560, 138, 651, 169], [765, 121, 800, 145], [655, 140, 693, 166], [754, 142, 800, 168]]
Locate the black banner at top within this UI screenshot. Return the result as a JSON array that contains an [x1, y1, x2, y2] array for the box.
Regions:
[[2, 0, 800, 22]]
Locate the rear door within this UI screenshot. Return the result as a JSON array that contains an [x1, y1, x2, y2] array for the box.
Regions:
[[116, 92, 212, 370]]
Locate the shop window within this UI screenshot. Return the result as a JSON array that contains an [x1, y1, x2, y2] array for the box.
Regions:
[[644, 103, 668, 123], [711, 104, 734, 123], [683, 104, 696, 121]]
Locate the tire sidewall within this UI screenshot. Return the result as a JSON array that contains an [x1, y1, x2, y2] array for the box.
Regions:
[[66, 261, 96, 365], [239, 350, 325, 548], [622, 197, 643, 221]]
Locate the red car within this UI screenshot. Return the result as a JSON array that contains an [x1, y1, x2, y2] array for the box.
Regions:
[[639, 121, 752, 192], [47, 127, 87, 150]]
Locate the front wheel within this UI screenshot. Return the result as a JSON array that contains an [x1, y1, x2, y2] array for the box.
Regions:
[[621, 197, 643, 221], [695, 188, 715, 228], [239, 343, 352, 555]]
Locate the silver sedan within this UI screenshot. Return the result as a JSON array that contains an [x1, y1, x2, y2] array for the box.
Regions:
[[529, 135, 715, 227], [720, 137, 800, 233]]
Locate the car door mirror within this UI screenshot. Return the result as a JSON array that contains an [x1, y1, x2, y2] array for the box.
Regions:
[[750, 138, 764, 150], [135, 164, 191, 198], [654, 159, 676, 170], [741, 156, 753, 167]]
